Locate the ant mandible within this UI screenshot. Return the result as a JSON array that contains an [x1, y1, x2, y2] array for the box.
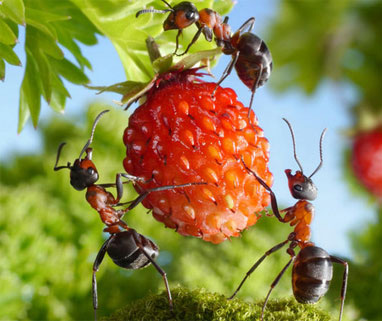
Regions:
[[54, 110, 205, 319], [229, 118, 348, 321], [136, 0, 231, 56]]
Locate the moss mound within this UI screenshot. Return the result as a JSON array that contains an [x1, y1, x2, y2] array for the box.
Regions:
[[104, 287, 331, 321]]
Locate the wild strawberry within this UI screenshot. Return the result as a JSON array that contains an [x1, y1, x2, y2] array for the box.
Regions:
[[351, 127, 382, 200], [122, 69, 272, 243]]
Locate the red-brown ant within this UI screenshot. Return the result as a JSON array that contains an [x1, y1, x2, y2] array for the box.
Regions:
[[230, 119, 348, 321], [54, 110, 205, 319], [136, 2, 272, 124], [136, 0, 231, 56]]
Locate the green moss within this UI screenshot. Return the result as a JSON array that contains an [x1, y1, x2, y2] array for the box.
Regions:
[[104, 287, 331, 321]]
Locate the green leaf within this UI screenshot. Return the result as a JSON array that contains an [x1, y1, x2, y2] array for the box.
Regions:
[[19, 51, 42, 129], [26, 7, 71, 23], [1, 0, 25, 25], [152, 54, 173, 74], [70, 0, 229, 82], [0, 43, 21, 65], [172, 47, 222, 71], [49, 57, 89, 85], [0, 58, 5, 80], [0, 18, 18, 44], [33, 50, 52, 102], [25, 11, 57, 40], [28, 27, 63, 59], [49, 88, 67, 113]]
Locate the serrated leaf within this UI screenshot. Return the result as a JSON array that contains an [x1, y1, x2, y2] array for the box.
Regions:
[[0, 18, 18, 44], [28, 27, 63, 59], [32, 50, 52, 102], [19, 51, 42, 130], [1, 0, 25, 25], [0, 58, 5, 80], [25, 13, 57, 40], [0, 43, 21, 65], [49, 57, 89, 85], [51, 72, 71, 99], [56, 28, 91, 69]]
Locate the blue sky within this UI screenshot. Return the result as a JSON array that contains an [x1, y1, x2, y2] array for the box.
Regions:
[[0, 0, 378, 258]]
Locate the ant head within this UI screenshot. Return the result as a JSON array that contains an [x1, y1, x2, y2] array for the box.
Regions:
[[163, 2, 199, 30], [283, 118, 327, 201], [54, 110, 109, 190], [69, 148, 99, 191], [285, 169, 318, 200]]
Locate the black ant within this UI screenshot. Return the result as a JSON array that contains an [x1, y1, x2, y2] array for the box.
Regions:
[[230, 119, 348, 321], [136, 2, 272, 125], [136, 0, 231, 56], [54, 110, 205, 319]]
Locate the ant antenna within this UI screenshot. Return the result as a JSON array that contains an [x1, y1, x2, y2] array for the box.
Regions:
[[54, 142, 71, 171], [78, 110, 110, 160], [282, 118, 304, 174], [308, 128, 327, 178], [136, 0, 173, 18]]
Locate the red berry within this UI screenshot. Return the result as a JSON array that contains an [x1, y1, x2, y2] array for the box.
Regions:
[[123, 69, 272, 243], [351, 127, 382, 200]]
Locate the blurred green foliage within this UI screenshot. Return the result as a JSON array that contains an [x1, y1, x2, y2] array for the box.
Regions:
[[0, 103, 348, 320]]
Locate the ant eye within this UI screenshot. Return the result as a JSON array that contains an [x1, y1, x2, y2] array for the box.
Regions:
[[87, 168, 95, 175], [185, 10, 195, 20], [294, 184, 303, 192]]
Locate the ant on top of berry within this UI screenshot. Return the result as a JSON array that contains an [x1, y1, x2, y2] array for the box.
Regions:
[[231, 118, 348, 321], [136, 0, 231, 56], [136, 1, 272, 126], [54, 110, 205, 319]]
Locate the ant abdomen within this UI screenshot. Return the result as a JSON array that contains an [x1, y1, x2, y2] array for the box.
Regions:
[[234, 33, 273, 89], [292, 246, 333, 304], [107, 230, 159, 270]]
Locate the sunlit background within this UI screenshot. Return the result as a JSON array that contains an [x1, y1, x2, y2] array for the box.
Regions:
[[1, 0, 381, 320]]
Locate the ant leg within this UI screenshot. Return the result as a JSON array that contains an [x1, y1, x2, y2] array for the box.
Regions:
[[119, 182, 206, 218], [177, 27, 204, 56], [247, 64, 263, 129], [237, 17, 255, 33], [240, 157, 284, 222], [161, 0, 173, 9], [92, 235, 116, 321], [228, 238, 289, 299], [330, 256, 349, 321], [261, 256, 295, 321], [212, 52, 239, 97], [174, 29, 182, 55], [132, 230, 173, 310]]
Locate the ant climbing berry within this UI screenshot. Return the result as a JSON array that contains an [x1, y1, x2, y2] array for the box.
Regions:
[[54, 110, 206, 319], [136, 0, 231, 56], [136, 2, 272, 125], [230, 119, 348, 321], [213, 17, 272, 127]]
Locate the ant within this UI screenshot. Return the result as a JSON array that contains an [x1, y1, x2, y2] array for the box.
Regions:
[[54, 110, 205, 319], [229, 118, 348, 321], [136, 2, 272, 124], [136, 0, 231, 56], [213, 17, 272, 126]]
